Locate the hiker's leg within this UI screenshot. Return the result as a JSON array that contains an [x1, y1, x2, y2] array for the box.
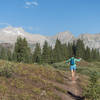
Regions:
[[73, 65, 76, 81], [71, 70, 74, 81], [73, 70, 76, 81]]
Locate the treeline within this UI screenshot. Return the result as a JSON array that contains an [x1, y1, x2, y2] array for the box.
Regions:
[[0, 37, 100, 64]]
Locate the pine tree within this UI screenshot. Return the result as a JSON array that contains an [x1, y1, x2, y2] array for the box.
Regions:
[[72, 41, 77, 57], [33, 43, 41, 63], [22, 38, 32, 63], [90, 48, 99, 61], [41, 41, 50, 63], [96, 49, 100, 61], [61, 43, 69, 60], [48, 46, 54, 64], [0, 47, 7, 60], [7, 49, 12, 61], [13, 37, 32, 63], [76, 39, 85, 58], [13, 37, 23, 62], [84, 46, 91, 61], [67, 43, 73, 58], [53, 39, 63, 62]]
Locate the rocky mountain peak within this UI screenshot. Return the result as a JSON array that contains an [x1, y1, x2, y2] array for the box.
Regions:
[[51, 31, 75, 44], [0, 26, 25, 37], [0, 26, 100, 51]]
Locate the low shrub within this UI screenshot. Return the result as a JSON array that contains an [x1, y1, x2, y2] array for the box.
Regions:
[[0, 62, 15, 78], [52, 62, 67, 71], [83, 71, 100, 100]]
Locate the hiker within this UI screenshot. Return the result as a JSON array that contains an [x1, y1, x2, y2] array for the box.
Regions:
[[65, 56, 81, 81]]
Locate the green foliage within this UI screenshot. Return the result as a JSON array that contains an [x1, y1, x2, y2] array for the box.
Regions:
[[84, 46, 91, 61], [0, 37, 100, 64], [76, 39, 85, 58], [34, 39, 100, 64], [53, 39, 63, 62], [13, 37, 32, 63], [41, 41, 52, 63], [91, 49, 100, 61], [0, 47, 12, 61], [83, 71, 100, 100], [67, 43, 73, 57], [33, 43, 41, 63], [7, 49, 12, 61], [52, 62, 67, 71], [0, 47, 7, 60], [0, 62, 15, 78], [11, 79, 25, 89]]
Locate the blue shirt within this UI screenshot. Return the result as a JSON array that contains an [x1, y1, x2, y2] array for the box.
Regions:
[[66, 57, 81, 66]]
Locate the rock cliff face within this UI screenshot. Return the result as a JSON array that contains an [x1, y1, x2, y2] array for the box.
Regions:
[[78, 33, 100, 50], [48, 31, 75, 47], [0, 26, 48, 46], [0, 26, 100, 50]]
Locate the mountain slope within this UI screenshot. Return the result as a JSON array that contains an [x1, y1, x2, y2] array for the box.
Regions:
[[0, 26, 49, 46], [0, 26, 100, 50], [78, 33, 100, 49], [0, 60, 84, 100], [48, 31, 75, 47]]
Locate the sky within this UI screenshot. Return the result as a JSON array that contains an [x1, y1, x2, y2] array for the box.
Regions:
[[0, 0, 100, 37]]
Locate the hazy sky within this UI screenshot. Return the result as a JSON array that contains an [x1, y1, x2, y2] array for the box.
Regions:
[[0, 0, 100, 36]]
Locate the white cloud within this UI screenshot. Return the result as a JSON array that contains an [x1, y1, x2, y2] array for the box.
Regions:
[[26, 2, 32, 6], [32, 1, 38, 6], [25, 1, 39, 8]]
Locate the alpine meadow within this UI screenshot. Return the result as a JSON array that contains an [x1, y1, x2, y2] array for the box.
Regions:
[[0, 0, 100, 100]]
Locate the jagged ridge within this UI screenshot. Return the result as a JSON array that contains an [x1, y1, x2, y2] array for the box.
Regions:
[[0, 26, 100, 50]]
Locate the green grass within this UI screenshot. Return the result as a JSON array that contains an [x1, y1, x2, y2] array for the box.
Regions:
[[52, 60, 100, 78], [77, 62, 100, 78]]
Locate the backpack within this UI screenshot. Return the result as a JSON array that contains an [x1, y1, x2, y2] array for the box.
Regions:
[[70, 58, 74, 65]]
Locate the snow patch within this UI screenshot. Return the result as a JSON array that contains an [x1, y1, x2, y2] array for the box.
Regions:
[[17, 30, 25, 36]]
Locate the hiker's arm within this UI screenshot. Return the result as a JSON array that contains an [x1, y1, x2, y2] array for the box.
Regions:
[[65, 59, 71, 64], [75, 58, 81, 62]]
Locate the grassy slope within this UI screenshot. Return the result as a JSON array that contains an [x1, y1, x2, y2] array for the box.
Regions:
[[52, 60, 100, 89], [52, 60, 100, 78], [0, 60, 73, 100], [0, 60, 99, 100]]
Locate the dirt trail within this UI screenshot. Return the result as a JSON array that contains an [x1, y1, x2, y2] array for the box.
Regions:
[[48, 77, 84, 100]]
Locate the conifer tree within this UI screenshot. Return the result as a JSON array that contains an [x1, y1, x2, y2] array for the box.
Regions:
[[76, 39, 85, 58], [0, 47, 7, 60], [48, 46, 54, 64], [72, 41, 77, 57], [96, 49, 100, 61], [41, 41, 50, 63], [53, 39, 63, 62], [13, 37, 32, 63], [13, 37, 23, 62], [22, 38, 32, 63], [61, 43, 69, 59], [33, 43, 41, 63], [67, 43, 73, 58], [84, 46, 91, 61], [7, 49, 12, 61]]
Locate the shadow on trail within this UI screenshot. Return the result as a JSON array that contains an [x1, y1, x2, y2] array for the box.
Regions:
[[67, 91, 85, 100]]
